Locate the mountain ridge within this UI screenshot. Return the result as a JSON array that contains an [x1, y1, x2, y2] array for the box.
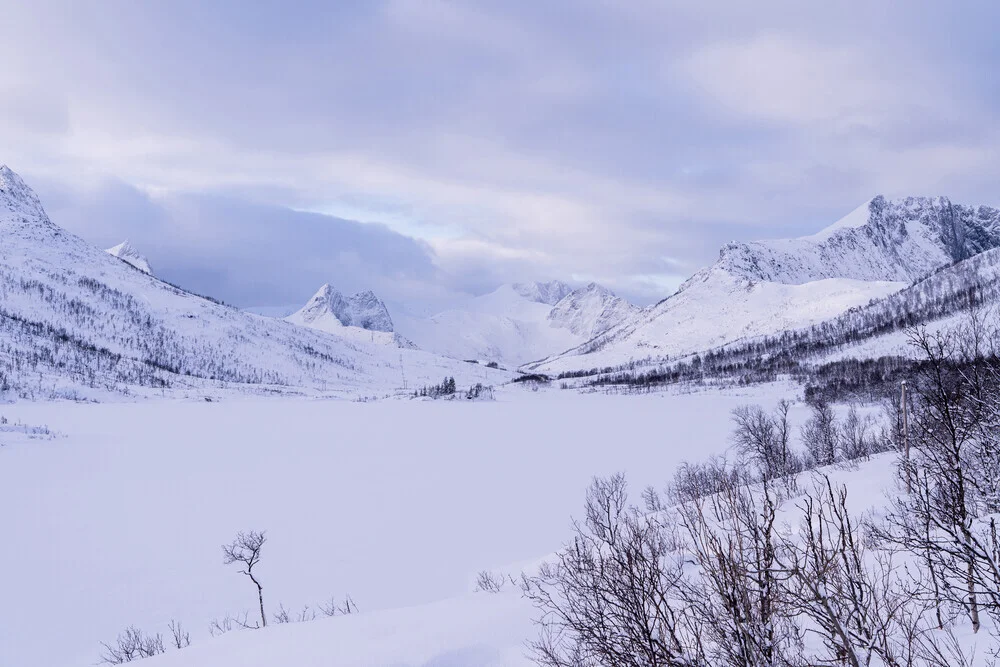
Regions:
[[532, 195, 1000, 374]]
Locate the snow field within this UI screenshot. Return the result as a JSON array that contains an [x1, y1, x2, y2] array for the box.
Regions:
[[0, 386, 798, 667]]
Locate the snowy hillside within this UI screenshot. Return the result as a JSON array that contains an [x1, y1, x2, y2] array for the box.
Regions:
[[726, 244, 1000, 371], [533, 195, 1000, 374], [106, 240, 154, 275], [394, 281, 636, 367], [0, 165, 509, 398]]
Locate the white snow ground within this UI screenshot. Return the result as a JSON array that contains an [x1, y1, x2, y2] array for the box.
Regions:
[[0, 385, 800, 667]]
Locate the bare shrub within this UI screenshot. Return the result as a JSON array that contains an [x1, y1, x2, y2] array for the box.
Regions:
[[98, 627, 165, 664], [667, 455, 749, 505], [320, 595, 358, 617], [475, 570, 507, 593], [167, 620, 189, 649]]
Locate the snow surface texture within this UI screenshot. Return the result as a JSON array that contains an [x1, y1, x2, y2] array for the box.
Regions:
[[6, 388, 995, 666], [0, 386, 793, 667], [105, 240, 154, 275], [0, 165, 509, 399], [394, 282, 638, 367], [534, 195, 1000, 374]]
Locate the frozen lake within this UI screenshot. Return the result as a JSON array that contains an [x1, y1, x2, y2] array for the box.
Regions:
[[0, 385, 798, 667]]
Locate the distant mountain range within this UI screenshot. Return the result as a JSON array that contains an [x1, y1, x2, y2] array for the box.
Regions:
[[4, 160, 1000, 395], [530, 195, 1000, 374], [0, 164, 510, 400]]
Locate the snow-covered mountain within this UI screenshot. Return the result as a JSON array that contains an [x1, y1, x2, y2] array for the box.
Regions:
[[511, 280, 573, 305], [547, 282, 639, 339], [533, 196, 1000, 374], [288, 284, 394, 333], [717, 195, 1000, 283], [105, 240, 153, 275], [394, 281, 636, 367], [286, 284, 416, 348], [0, 164, 509, 398]]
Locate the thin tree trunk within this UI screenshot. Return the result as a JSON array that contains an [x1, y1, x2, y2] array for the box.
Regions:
[[250, 574, 267, 628]]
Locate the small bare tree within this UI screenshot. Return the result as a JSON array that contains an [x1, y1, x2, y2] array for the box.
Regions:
[[802, 398, 840, 467], [222, 530, 268, 629], [167, 620, 190, 649]]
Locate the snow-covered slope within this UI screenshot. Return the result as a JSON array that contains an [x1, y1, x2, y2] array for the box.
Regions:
[[285, 284, 415, 348], [394, 281, 635, 367], [533, 196, 1000, 374], [746, 244, 1000, 367], [105, 240, 153, 275], [0, 164, 509, 398]]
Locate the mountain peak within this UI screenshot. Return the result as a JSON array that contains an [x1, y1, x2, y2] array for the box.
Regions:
[[548, 282, 638, 338], [0, 164, 47, 221], [290, 284, 394, 332], [709, 195, 1000, 287], [511, 280, 573, 305], [106, 240, 154, 275]]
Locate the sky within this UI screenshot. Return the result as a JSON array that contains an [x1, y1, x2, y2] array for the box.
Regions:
[[2, 0, 999, 311]]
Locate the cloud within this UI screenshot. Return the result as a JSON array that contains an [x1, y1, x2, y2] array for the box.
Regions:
[[33, 177, 456, 310], [4, 0, 1000, 309]]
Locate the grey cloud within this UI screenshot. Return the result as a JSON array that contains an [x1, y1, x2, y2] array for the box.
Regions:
[[4, 0, 1000, 309], [34, 177, 454, 309]]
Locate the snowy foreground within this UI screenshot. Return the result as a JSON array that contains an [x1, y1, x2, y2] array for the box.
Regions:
[[1, 386, 796, 667]]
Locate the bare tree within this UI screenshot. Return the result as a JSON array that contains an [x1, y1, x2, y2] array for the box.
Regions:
[[874, 323, 1000, 637], [526, 474, 705, 666], [775, 475, 969, 667], [222, 529, 268, 629], [677, 479, 803, 667], [801, 398, 840, 467], [731, 400, 800, 489]]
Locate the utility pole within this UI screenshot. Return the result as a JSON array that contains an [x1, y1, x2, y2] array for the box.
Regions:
[[901, 380, 910, 493], [399, 353, 407, 391]]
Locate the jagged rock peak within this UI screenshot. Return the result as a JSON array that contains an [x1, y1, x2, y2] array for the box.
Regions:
[[295, 284, 394, 332], [106, 240, 154, 275], [511, 280, 573, 305]]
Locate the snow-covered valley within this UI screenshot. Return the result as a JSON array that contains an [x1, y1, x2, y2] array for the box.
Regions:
[[4, 164, 1000, 666], [0, 386, 791, 667]]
